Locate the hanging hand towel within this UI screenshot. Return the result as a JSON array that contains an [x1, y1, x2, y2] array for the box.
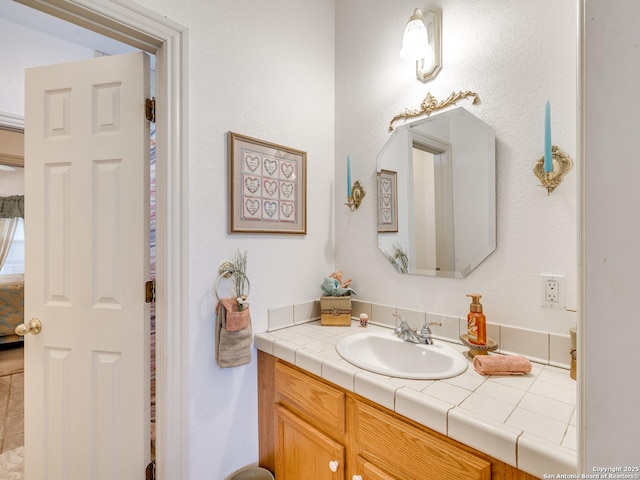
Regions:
[[216, 297, 252, 368]]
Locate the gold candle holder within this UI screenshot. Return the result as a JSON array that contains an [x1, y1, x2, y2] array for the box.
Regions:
[[533, 145, 574, 195], [345, 181, 366, 211]]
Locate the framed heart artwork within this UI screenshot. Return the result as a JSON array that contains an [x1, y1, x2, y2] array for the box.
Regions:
[[377, 169, 398, 233], [228, 132, 307, 234]]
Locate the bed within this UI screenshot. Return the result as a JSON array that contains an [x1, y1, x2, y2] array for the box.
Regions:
[[0, 274, 24, 344]]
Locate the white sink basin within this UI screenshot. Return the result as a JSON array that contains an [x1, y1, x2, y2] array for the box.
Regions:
[[336, 331, 468, 379]]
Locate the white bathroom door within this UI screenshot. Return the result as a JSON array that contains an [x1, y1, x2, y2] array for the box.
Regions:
[[23, 51, 151, 479]]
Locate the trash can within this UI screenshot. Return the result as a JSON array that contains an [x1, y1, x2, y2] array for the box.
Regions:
[[230, 467, 275, 480]]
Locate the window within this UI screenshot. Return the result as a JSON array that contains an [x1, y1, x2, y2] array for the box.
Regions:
[[0, 217, 24, 275]]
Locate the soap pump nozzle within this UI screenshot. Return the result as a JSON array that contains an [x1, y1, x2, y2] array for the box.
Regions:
[[466, 294, 483, 313]]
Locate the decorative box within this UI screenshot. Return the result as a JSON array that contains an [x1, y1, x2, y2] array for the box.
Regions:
[[320, 295, 352, 326]]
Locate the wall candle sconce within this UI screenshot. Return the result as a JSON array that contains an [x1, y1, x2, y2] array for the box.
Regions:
[[533, 101, 573, 195], [345, 154, 365, 211], [346, 181, 366, 210], [400, 8, 442, 82], [533, 146, 573, 195]]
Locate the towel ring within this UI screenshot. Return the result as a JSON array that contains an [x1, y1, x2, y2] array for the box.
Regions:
[[214, 265, 251, 301]]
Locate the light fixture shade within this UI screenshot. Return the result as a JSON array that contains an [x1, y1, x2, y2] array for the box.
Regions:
[[400, 8, 442, 82], [400, 9, 429, 61]]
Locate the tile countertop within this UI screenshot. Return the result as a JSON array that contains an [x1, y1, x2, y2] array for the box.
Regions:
[[254, 320, 577, 479]]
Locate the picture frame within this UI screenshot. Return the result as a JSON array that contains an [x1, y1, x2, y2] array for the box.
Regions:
[[377, 169, 398, 233], [228, 132, 307, 234]]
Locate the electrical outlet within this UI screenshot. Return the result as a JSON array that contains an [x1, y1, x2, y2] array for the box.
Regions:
[[545, 279, 559, 302], [541, 274, 566, 309]]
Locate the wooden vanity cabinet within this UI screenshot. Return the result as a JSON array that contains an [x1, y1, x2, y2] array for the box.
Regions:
[[258, 351, 539, 480]]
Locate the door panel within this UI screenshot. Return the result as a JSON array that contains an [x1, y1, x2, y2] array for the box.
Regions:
[[24, 51, 150, 479], [276, 405, 345, 480], [354, 456, 398, 480]]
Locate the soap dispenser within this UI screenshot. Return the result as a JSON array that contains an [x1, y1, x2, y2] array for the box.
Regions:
[[466, 294, 486, 345]]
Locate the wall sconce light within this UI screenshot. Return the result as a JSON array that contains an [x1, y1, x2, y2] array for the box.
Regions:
[[345, 155, 365, 211], [400, 8, 442, 82]]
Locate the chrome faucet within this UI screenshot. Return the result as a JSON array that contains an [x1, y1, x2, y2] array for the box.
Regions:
[[393, 313, 442, 345]]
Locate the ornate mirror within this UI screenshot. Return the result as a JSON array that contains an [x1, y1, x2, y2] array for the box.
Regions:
[[377, 107, 496, 278]]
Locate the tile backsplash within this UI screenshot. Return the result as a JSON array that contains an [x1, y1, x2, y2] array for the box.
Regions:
[[267, 298, 572, 369]]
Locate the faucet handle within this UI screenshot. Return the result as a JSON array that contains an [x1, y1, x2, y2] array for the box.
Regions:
[[393, 313, 402, 332], [393, 313, 408, 326], [420, 320, 441, 334]]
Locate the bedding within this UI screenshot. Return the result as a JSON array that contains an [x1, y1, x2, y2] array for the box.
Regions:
[[0, 274, 24, 344]]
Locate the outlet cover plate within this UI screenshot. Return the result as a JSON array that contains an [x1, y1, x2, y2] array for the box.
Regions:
[[541, 274, 566, 309]]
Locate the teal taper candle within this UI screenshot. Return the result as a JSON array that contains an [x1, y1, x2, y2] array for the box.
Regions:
[[544, 101, 552, 173], [347, 154, 352, 197]]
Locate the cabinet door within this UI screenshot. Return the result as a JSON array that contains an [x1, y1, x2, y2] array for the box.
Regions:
[[351, 455, 398, 480], [351, 400, 491, 480], [276, 405, 345, 480]]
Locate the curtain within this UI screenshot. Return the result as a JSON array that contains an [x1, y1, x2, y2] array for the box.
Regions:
[[0, 196, 24, 271], [0, 195, 24, 219], [0, 217, 18, 271]]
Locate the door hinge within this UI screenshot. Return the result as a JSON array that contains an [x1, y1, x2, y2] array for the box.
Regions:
[[145, 280, 156, 303], [145, 97, 156, 123], [146, 460, 156, 480]]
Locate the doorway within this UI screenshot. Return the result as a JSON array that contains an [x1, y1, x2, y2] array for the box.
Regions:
[[0, 1, 187, 478], [0, 127, 25, 458]]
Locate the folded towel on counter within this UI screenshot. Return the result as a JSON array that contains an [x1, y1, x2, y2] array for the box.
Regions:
[[473, 355, 532, 376], [216, 297, 252, 368]]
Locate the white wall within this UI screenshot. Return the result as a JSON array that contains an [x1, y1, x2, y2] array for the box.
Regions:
[[0, 17, 95, 116], [582, 0, 640, 468], [131, 1, 336, 477], [0, 130, 25, 195], [0, 168, 24, 195], [335, 0, 578, 335]]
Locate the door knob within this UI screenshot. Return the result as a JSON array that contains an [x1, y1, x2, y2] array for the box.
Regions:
[[328, 460, 339, 473], [15, 318, 42, 336]]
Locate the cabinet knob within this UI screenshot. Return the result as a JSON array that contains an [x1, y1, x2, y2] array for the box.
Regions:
[[352, 476, 363, 480], [328, 460, 339, 472]]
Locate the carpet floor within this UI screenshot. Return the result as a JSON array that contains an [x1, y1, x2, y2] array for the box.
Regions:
[[0, 346, 23, 378], [0, 446, 23, 480], [0, 345, 24, 457], [0, 345, 24, 480]]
